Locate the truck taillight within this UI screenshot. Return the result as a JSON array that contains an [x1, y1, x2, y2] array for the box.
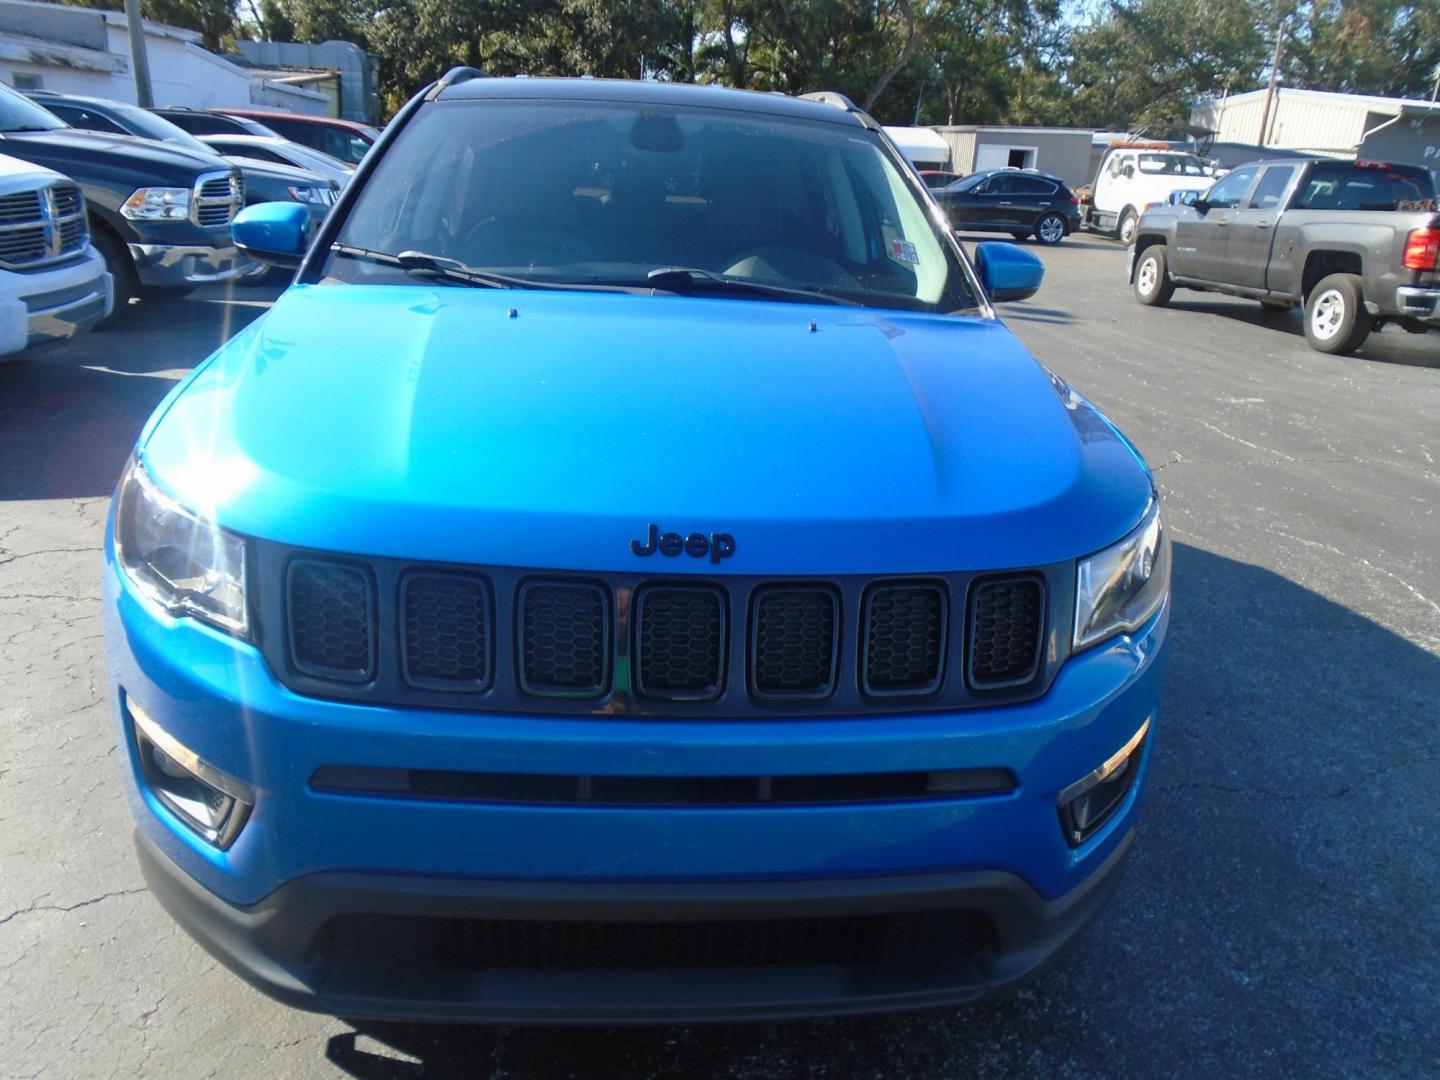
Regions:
[[1403, 227, 1440, 271]]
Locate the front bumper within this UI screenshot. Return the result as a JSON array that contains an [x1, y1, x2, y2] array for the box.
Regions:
[[127, 242, 248, 287], [0, 249, 113, 356], [1393, 286, 1440, 324], [105, 541, 1167, 1020], [136, 823, 1135, 1023]]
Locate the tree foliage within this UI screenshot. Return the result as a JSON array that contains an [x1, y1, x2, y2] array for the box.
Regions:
[[55, 0, 1440, 126]]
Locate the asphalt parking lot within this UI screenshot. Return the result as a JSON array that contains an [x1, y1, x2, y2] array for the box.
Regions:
[[2, 238, 1437, 1079]]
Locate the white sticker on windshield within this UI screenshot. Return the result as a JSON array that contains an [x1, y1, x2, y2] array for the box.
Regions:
[[890, 237, 919, 265]]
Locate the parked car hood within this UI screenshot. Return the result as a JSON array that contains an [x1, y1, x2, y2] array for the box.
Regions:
[[140, 285, 1153, 575], [0, 127, 227, 184], [226, 155, 332, 186]]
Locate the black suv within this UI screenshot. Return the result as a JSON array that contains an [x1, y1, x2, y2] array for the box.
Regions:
[[934, 168, 1080, 245], [0, 84, 244, 316]]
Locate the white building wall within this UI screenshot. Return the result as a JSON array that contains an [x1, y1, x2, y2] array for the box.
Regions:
[[100, 26, 251, 107], [1194, 90, 1376, 156]]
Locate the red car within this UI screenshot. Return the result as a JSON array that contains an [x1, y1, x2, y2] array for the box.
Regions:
[[209, 108, 379, 165]]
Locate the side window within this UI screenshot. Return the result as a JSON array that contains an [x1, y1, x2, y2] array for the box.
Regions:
[[1204, 166, 1257, 210], [1247, 166, 1295, 210], [983, 175, 1016, 195], [62, 107, 126, 135], [1012, 176, 1056, 196]]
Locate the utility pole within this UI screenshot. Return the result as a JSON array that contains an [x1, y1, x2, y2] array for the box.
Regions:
[[1257, 15, 1287, 147], [122, 0, 154, 107]]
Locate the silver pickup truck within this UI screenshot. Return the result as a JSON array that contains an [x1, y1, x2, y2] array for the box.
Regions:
[[1128, 158, 1438, 354]]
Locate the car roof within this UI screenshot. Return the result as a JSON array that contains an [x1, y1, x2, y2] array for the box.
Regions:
[[199, 133, 284, 144], [434, 77, 869, 129], [212, 108, 375, 133], [26, 90, 126, 110], [970, 168, 1066, 185]]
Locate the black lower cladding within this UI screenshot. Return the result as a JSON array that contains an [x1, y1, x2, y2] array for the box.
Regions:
[[321, 908, 994, 973], [255, 541, 1072, 718], [135, 827, 1134, 1022]]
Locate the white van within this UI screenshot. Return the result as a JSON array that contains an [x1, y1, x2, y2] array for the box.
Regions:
[[0, 153, 111, 358]]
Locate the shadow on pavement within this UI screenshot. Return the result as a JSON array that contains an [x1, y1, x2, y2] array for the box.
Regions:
[[0, 283, 278, 501], [321, 543, 1438, 1077], [1162, 297, 1440, 369]]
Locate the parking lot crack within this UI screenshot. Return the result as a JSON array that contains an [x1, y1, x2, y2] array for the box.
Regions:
[[0, 887, 148, 927]]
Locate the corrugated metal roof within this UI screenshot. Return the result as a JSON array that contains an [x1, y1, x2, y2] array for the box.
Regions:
[[1195, 86, 1440, 118]]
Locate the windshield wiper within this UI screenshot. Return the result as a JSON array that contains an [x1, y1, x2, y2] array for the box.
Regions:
[[331, 244, 637, 293], [642, 266, 860, 306]]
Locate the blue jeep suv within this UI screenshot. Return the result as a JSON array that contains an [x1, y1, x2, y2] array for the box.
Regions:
[[104, 74, 1170, 1022]]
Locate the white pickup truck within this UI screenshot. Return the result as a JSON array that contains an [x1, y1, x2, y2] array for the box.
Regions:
[[0, 153, 111, 359], [1087, 144, 1216, 244]]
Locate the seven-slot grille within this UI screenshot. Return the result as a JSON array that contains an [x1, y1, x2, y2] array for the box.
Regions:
[[275, 557, 1049, 710], [751, 587, 839, 699], [0, 183, 87, 269], [192, 171, 243, 228], [519, 581, 610, 695], [402, 573, 492, 689], [634, 585, 725, 699], [862, 583, 947, 696], [967, 576, 1045, 688], [287, 560, 374, 680]]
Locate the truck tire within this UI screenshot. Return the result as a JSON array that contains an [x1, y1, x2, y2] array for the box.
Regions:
[[1304, 273, 1371, 355], [1132, 245, 1174, 307], [90, 226, 136, 328], [1117, 208, 1138, 245], [1034, 213, 1066, 245]]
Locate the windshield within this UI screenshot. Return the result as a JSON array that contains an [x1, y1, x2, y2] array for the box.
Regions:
[[109, 103, 213, 154], [0, 84, 65, 132], [323, 99, 976, 313], [1138, 153, 1207, 176]]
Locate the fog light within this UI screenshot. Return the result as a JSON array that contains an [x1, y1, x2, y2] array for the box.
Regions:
[[128, 697, 253, 850], [1059, 716, 1149, 847]]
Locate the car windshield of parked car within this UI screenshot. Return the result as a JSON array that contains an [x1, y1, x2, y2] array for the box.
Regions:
[[107, 103, 214, 154], [324, 99, 977, 313], [0, 86, 65, 132], [1138, 153, 1207, 175]]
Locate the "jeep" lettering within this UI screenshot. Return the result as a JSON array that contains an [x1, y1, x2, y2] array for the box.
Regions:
[[629, 523, 736, 564]]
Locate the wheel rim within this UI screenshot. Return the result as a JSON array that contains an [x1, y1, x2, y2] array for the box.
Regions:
[[1039, 216, 1064, 243], [1137, 255, 1158, 296], [1311, 288, 1345, 340], [1120, 215, 1136, 243]]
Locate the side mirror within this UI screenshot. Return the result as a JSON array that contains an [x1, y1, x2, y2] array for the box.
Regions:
[[232, 202, 310, 267], [974, 241, 1043, 303], [1122, 164, 1135, 179]]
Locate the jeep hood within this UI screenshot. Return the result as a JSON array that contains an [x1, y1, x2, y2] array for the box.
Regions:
[[141, 285, 1152, 574]]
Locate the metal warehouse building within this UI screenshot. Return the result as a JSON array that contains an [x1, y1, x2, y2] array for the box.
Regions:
[[1191, 87, 1440, 180], [932, 126, 1095, 188]]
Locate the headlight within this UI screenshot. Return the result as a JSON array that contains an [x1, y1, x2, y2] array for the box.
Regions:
[[1073, 498, 1170, 651], [287, 185, 334, 206], [121, 187, 191, 221], [115, 457, 249, 638]]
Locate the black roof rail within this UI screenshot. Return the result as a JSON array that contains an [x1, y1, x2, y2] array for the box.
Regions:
[[798, 90, 878, 130], [426, 66, 490, 99]]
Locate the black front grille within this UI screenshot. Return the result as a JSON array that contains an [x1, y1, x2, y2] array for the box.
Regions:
[[634, 586, 725, 699], [519, 581, 610, 696], [319, 908, 992, 973], [287, 559, 374, 681], [0, 191, 39, 223], [0, 227, 45, 263], [50, 185, 81, 216], [750, 587, 839, 699], [402, 573, 491, 690], [863, 583, 946, 695], [968, 576, 1044, 687]]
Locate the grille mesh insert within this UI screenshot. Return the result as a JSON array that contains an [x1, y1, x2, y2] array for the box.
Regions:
[[863, 584, 946, 694], [751, 588, 838, 698], [635, 586, 725, 698], [968, 577, 1044, 687], [288, 560, 372, 679], [520, 582, 609, 695], [319, 908, 992, 973], [402, 574, 491, 689]]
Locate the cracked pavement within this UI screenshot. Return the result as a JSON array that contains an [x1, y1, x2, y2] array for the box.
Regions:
[[1, 247, 1437, 1078]]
